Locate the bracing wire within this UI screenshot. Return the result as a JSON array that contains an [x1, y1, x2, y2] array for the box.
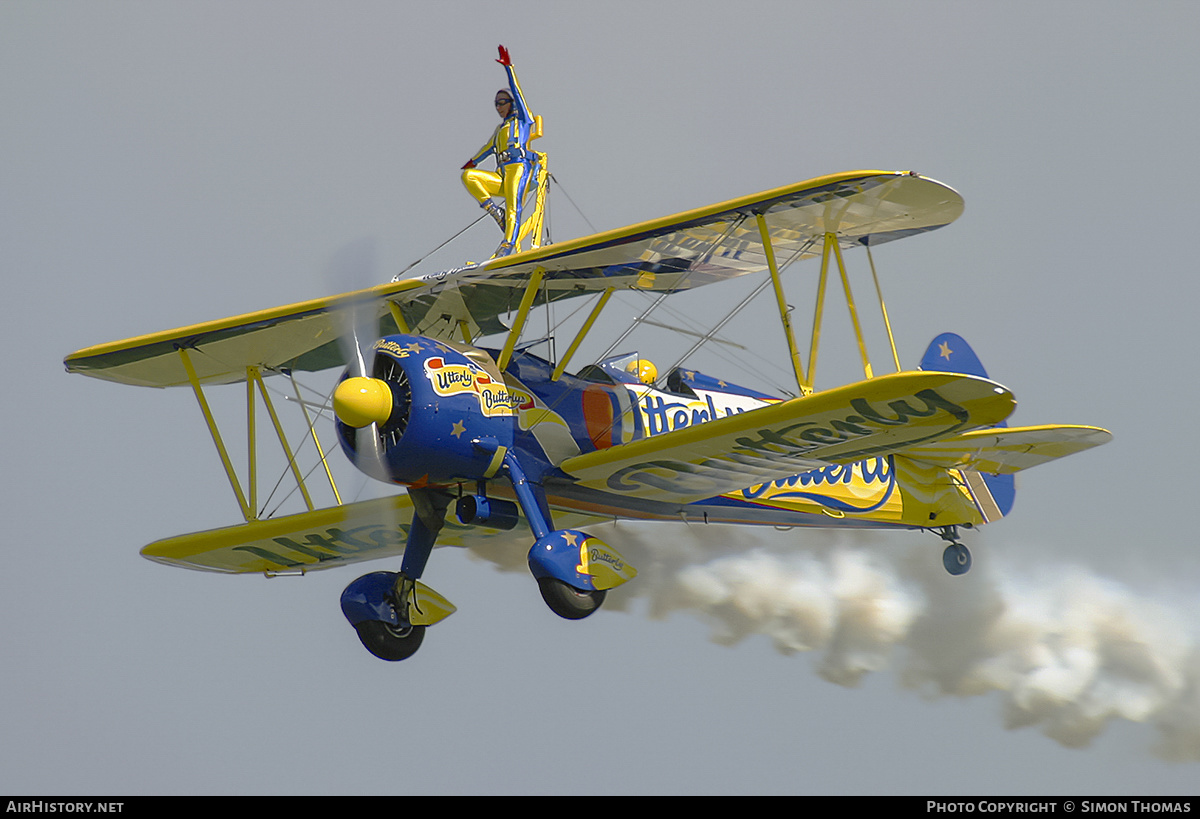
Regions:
[[393, 214, 487, 281], [549, 173, 598, 234]]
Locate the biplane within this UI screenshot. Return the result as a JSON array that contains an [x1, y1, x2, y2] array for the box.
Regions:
[[64, 170, 1111, 661]]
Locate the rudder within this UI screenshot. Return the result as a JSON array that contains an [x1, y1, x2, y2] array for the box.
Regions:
[[918, 332, 1015, 518]]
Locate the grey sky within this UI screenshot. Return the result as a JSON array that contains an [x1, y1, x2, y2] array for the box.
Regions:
[[5, 0, 1200, 795]]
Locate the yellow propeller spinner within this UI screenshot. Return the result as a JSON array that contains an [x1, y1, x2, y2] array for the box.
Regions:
[[333, 377, 393, 428]]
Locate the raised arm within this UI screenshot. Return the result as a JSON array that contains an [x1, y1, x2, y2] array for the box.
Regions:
[[496, 45, 534, 126]]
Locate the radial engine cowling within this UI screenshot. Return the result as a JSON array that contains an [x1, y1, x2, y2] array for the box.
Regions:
[[334, 335, 516, 485]]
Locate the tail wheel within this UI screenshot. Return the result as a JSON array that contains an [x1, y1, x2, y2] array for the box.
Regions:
[[537, 577, 606, 620], [354, 620, 426, 661]]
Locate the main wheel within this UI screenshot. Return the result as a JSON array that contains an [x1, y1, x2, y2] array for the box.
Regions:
[[942, 543, 972, 576], [537, 577, 606, 620], [354, 620, 426, 661]]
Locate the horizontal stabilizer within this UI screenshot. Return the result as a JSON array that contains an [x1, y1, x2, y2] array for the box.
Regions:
[[558, 371, 1015, 504], [896, 424, 1112, 474]]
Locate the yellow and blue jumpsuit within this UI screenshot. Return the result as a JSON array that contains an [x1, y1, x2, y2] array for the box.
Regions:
[[461, 61, 537, 255]]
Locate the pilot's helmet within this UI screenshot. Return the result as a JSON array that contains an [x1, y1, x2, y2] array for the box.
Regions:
[[626, 358, 657, 386]]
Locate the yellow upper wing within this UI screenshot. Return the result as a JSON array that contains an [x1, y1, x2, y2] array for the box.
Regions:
[[64, 170, 962, 388], [402, 170, 963, 338], [62, 279, 424, 388]]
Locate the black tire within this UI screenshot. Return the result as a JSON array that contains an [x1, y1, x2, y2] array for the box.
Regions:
[[942, 543, 972, 576], [537, 577, 606, 620], [354, 620, 426, 661]]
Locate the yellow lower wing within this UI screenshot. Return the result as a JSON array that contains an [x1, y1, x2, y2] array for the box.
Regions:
[[895, 424, 1112, 474], [559, 371, 1016, 504], [141, 494, 606, 575]]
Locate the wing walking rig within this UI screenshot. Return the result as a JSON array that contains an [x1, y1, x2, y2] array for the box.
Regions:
[[64, 170, 1111, 661]]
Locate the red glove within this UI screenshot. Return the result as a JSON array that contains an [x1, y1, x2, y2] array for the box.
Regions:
[[496, 45, 511, 66]]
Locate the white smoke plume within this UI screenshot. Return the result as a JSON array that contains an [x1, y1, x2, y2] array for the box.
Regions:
[[477, 521, 1200, 761]]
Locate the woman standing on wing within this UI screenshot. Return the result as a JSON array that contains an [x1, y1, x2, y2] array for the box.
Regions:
[[460, 45, 538, 257]]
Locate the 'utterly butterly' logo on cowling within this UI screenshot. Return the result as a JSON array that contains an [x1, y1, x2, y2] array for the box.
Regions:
[[423, 357, 522, 417]]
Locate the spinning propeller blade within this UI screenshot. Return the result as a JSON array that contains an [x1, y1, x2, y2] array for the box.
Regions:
[[326, 239, 392, 481]]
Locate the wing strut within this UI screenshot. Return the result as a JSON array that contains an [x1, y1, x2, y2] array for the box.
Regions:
[[806, 232, 879, 391], [756, 213, 809, 396], [248, 366, 315, 513], [831, 236, 874, 381], [497, 266, 546, 370], [458, 320, 474, 344], [387, 302, 411, 334], [866, 243, 902, 372], [179, 347, 340, 522], [287, 371, 343, 506], [179, 347, 253, 521], [551, 287, 614, 381]]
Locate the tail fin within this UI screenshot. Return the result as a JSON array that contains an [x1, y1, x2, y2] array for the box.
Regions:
[[919, 332, 993, 380], [918, 332, 1016, 518]]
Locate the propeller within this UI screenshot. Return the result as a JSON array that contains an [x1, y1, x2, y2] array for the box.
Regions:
[[326, 238, 393, 482]]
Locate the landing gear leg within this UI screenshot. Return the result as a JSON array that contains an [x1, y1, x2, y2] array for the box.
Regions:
[[340, 571, 428, 661], [341, 489, 455, 662], [936, 526, 972, 576], [484, 444, 636, 618]]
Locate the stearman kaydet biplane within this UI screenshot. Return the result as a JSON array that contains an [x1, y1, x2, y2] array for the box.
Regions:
[[65, 170, 1110, 661]]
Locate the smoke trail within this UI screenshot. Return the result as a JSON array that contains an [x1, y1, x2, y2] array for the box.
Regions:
[[475, 521, 1200, 761]]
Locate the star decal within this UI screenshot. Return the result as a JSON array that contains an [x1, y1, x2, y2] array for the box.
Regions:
[[939, 341, 953, 360], [405, 342, 421, 353], [450, 420, 466, 438], [562, 531, 578, 547]]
